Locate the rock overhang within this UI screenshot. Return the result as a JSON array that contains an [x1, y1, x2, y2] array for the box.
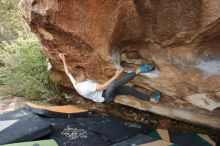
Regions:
[[19, 0, 220, 129]]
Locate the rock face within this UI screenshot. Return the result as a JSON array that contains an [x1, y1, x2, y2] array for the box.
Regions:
[[20, 0, 220, 128]]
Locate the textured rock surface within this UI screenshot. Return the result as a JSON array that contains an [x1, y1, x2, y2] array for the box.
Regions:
[[19, 0, 220, 128]]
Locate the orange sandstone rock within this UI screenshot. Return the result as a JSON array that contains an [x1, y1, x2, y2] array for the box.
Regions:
[[20, 0, 220, 128]]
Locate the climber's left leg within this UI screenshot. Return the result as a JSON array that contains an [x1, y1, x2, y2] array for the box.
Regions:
[[115, 86, 161, 103], [115, 86, 150, 101]]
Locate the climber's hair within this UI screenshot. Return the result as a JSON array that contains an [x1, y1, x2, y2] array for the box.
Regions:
[[70, 66, 85, 78]]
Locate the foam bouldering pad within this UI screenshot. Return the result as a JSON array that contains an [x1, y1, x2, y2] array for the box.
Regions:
[[0, 109, 52, 145], [1, 139, 58, 146], [25, 102, 88, 118], [76, 116, 153, 144], [42, 117, 109, 146], [139, 140, 177, 146], [111, 134, 177, 146], [148, 129, 217, 146]]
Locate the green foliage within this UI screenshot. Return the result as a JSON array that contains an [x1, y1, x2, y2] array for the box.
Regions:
[[0, 0, 61, 100], [0, 0, 32, 42], [0, 38, 61, 99]]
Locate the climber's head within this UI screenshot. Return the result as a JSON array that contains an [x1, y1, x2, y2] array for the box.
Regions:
[[71, 67, 86, 82]]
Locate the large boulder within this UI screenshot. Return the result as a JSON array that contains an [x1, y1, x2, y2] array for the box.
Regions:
[[19, 0, 220, 129]]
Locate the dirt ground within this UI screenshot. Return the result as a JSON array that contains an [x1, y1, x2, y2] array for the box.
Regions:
[[0, 96, 28, 115]]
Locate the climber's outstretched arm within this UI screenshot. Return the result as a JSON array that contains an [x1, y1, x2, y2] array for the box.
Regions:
[[59, 53, 77, 86], [59, 53, 70, 75], [96, 68, 124, 91]]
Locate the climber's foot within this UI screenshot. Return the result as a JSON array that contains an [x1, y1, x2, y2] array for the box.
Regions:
[[150, 92, 161, 104], [139, 64, 155, 73]]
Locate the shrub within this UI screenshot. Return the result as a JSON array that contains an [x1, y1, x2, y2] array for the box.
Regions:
[[0, 0, 32, 42], [0, 38, 61, 100]]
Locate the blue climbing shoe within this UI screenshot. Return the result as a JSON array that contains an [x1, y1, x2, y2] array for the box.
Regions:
[[139, 64, 155, 73], [153, 92, 161, 104]]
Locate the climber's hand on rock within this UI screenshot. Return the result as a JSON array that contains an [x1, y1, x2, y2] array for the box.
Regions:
[[59, 53, 65, 61]]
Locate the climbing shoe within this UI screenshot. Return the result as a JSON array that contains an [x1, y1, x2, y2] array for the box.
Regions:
[[139, 64, 155, 73], [153, 92, 161, 104]]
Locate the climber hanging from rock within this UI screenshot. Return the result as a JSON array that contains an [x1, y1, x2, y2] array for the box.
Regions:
[[59, 53, 160, 104]]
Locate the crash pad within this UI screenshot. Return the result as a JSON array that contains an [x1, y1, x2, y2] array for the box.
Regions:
[[25, 102, 88, 117], [111, 133, 177, 146], [42, 117, 109, 146], [148, 129, 217, 146], [1, 139, 58, 146], [76, 116, 153, 144], [0, 109, 52, 145], [139, 140, 176, 146]]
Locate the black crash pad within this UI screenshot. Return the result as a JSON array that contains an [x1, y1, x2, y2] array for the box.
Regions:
[[1, 139, 59, 146], [111, 134, 176, 146], [75, 116, 153, 144], [111, 134, 156, 146], [0, 109, 52, 145], [42, 117, 109, 146], [148, 129, 218, 146]]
